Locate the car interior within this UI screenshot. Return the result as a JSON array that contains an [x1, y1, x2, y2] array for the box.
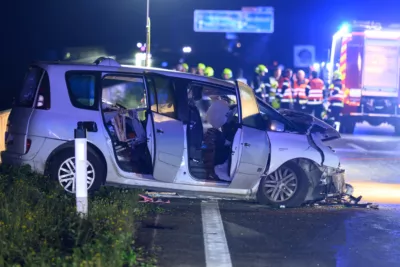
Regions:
[[101, 76, 153, 174], [187, 84, 240, 182]]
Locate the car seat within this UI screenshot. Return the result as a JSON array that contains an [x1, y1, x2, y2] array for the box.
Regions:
[[203, 100, 230, 180]]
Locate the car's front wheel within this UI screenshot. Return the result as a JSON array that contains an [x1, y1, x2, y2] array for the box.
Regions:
[[49, 149, 104, 194], [257, 162, 309, 208]]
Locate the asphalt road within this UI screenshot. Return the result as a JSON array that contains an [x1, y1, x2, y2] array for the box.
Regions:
[[137, 123, 400, 267]]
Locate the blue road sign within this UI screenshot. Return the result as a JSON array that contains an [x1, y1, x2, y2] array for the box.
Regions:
[[194, 8, 274, 33]]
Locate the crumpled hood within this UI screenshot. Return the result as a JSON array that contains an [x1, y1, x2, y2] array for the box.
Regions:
[[279, 109, 341, 141]]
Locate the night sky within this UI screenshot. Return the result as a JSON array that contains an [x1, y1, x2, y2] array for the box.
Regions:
[[2, 0, 398, 110]]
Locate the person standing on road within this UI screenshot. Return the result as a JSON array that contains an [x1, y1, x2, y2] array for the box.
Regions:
[[328, 71, 345, 122], [293, 70, 309, 111], [182, 63, 189, 73], [306, 70, 325, 119], [204, 66, 214, 77], [197, 63, 206, 76], [266, 67, 281, 109], [277, 68, 294, 110], [222, 68, 234, 81], [252, 64, 268, 100]]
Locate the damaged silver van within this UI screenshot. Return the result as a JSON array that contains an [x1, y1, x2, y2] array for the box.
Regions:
[[1, 57, 353, 207]]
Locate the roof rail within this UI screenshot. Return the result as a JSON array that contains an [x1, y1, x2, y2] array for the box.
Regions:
[[93, 56, 121, 67]]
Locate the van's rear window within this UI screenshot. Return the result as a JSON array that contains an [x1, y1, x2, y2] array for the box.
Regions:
[[16, 67, 44, 107], [66, 71, 99, 110]]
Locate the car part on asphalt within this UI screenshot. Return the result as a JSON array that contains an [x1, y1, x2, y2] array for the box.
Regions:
[[139, 194, 171, 204]]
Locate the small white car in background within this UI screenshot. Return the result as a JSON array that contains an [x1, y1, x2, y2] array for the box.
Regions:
[[1, 57, 351, 207]]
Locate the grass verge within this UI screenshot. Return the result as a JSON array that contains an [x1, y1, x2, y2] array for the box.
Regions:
[[0, 165, 156, 267]]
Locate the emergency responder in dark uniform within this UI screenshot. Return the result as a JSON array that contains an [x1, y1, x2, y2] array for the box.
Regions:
[[252, 64, 268, 100], [197, 63, 206, 75], [182, 63, 189, 73], [293, 70, 308, 111], [277, 69, 294, 110], [306, 71, 325, 119], [266, 67, 281, 109], [328, 71, 345, 123]]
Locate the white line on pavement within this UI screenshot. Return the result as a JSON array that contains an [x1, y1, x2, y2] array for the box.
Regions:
[[201, 200, 232, 267], [347, 143, 368, 152]]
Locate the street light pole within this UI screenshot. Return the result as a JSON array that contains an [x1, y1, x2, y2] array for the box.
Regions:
[[145, 0, 151, 67]]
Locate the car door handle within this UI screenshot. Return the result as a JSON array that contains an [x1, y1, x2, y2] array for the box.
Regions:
[[156, 129, 164, 134], [243, 143, 251, 147]]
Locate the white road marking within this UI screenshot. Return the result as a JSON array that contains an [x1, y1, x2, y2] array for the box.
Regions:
[[149, 214, 160, 251], [201, 200, 232, 267], [348, 143, 368, 152]]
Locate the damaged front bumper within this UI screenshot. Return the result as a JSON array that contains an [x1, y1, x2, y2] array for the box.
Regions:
[[306, 167, 354, 203]]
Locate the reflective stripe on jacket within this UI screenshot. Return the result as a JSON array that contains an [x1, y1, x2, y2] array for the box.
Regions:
[[278, 77, 293, 103], [306, 78, 324, 105], [328, 82, 344, 107], [293, 79, 308, 105]]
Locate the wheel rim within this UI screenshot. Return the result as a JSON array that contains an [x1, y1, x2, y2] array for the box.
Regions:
[[57, 157, 95, 193], [263, 167, 298, 202]]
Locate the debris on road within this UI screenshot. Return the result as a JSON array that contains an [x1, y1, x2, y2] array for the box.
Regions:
[[139, 194, 171, 204]]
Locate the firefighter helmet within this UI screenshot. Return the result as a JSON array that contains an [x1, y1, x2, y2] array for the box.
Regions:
[[223, 68, 233, 79], [333, 71, 342, 81], [197, 63, 206, 70], [204, 66, 214, 77], [255, 64, 268, 74]]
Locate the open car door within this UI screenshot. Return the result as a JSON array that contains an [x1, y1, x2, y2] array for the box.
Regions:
[[230, 81, 270, 189], [145, 74, 184, 183]]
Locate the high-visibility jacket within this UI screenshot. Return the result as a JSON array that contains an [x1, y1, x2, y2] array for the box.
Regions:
[[293, 79, 309, 105], [278, 77, 293, 103], [328, 80, 344, 107], [265, 76, 279, 102], [306, 78, 325, 105]]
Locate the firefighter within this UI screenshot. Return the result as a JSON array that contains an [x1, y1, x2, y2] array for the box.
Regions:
[[222, 68, 233, 81], [328, 71, 345, 122], [197, 63, 206, 75], [306, 70, 325, 119], [277, 68, 294, 110], [266, 67, 281, 109], [252, 64, 268, 100], [182, 63, 189, 73], [293, 70, 308, 111], [204, 66, 214, 77]]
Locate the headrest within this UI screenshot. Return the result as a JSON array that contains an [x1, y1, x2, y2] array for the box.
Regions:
[[206, 100, 230, 129]]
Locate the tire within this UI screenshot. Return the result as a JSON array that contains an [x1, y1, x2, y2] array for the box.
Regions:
[[49, 148, 105, 194], [339, 117, 355, 134], [257, 162, 309, 208]]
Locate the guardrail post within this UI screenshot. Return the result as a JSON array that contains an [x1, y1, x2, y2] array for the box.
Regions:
[[74, 122, 88, 217]]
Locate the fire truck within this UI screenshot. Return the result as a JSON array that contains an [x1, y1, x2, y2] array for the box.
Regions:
[[329, 21, 400, 134]]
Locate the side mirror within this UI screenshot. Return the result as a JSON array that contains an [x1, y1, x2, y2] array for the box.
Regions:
[[270, 120, 285, 132]]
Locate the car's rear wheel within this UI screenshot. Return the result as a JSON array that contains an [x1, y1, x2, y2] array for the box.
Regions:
[[257, 162, 309, 208], [49, 149, 104, 194]]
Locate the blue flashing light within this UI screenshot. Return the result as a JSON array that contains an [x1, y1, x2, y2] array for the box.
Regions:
[[161, 61, 168, 67]]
